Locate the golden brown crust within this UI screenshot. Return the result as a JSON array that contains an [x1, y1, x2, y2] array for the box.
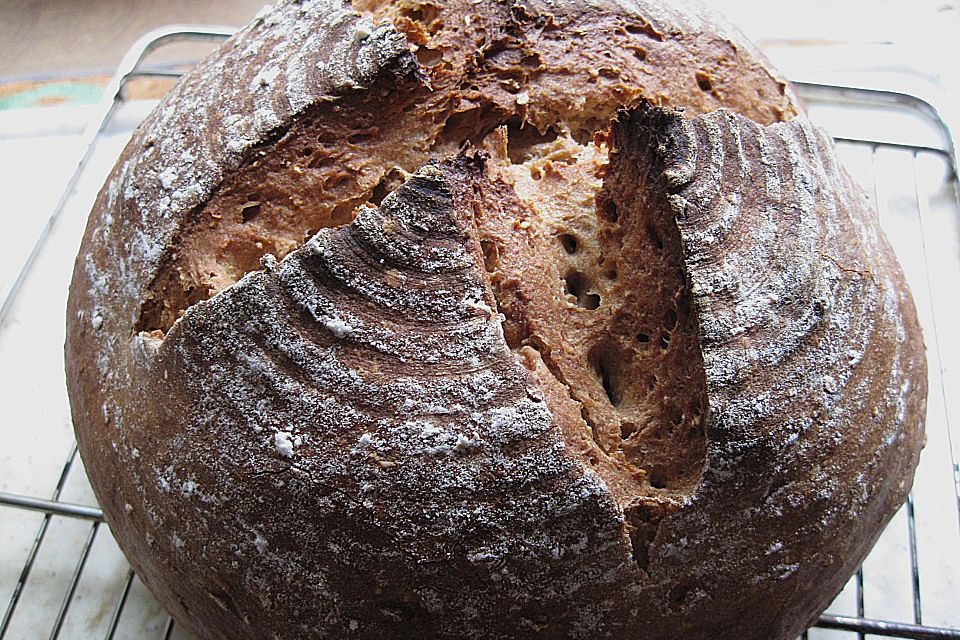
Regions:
[[120, 156, 640, 639], [65, 1, 924, 640], [133, 0, 801, 334], [603, 105, 926, 639]]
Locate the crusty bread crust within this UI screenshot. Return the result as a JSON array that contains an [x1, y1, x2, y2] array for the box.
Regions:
[[130, 0, 801, 334], [65, 1, 924, 639], [607, 105, 926, 638]]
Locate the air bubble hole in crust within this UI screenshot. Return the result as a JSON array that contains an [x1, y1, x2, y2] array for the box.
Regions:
[[241, 203, 261, 222], [668, 580, 698, 610], [399, 4, 440, 28], [601, 199, 618, 222], [590, 346, 621, 407], [696, 71, 713, 92], [506, 122, 560, 165], [415, 46, 444, 68], [647, 224, 663, 250], [626, 505, 658, 572], [370, 168, 407, 206], [520, 53, 541, 68], [307, 155, 333, 170], [665, 307, 677, 329], [347, 131, 376, 144], [649, 475, 668, 489], [564, 271, 600, 310], [560, 233, 579, 254]]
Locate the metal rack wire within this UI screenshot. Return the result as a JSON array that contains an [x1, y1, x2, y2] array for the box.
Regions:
[[0, 27, 958, 640]]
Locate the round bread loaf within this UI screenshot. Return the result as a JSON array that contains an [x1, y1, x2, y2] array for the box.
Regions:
[[65, 1, 927, 639]]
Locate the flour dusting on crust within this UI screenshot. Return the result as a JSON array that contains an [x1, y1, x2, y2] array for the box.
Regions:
[[64, 2, 924, 639]]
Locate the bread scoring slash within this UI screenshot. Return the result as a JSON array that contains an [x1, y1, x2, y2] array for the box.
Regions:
[[65, 1, 925, 639]]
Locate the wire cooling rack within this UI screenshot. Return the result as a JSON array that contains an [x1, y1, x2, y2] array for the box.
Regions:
[[0, 27, 958, 640]]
